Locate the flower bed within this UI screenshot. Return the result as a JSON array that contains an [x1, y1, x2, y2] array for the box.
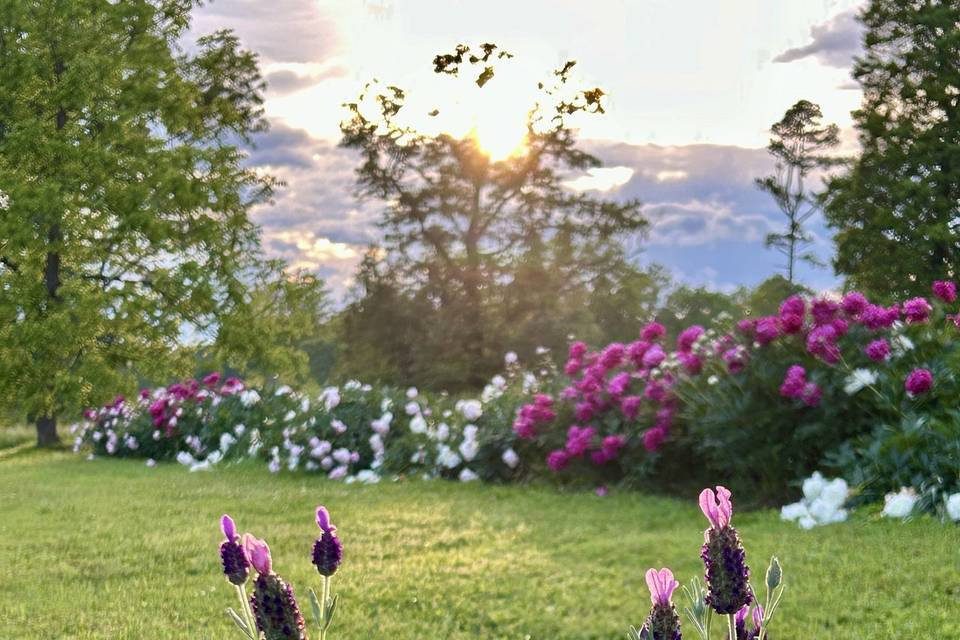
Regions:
[[74, 367, 537, 484]]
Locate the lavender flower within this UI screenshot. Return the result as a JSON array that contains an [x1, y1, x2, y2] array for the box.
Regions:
[[219, 515, 249, 586], [312, 506, 343, 577], [699, 486, 752, 615], [639, 567, 682, 640], [250, 572, 307, 640], [729, 604, 764, 640]]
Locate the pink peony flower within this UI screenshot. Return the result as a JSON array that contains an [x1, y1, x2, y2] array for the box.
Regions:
[[642, 344, 666, 368], [779, 365, 806, 399], [606, 372, 632, 397], [569, 341, 588, 360], [735, 318, 757, 337], [722, 347, 748, 374], [903, 297, 932, 323], [801, 382, 822, 407], [841, 291, 868, 317], [546, 449, 571, 471], [202, 372, 221, 387], [806, 324, 840, 364], [933, 280, 957, 303], [599, 343, 626, 370], [865, 338, 890, 362], [860, 304, 899, 330], [640, 322, 666, 342], [905, 368, 933, 396], [754, 317, 779, 345], [778, 313, 804, 334], [563, 359, 582, 377], [565, 425, 596, 457], [678, 352, 703, 375], [779, 295, 805, 318], [621, 395, 643, 419], [642, 426, 667, 452], [810, 298, 840, 325], [677, 325, 705, 352]]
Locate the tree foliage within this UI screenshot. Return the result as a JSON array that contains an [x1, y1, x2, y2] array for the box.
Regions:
[[824, 0, 960, 299], [337, 44, 648, 389], [0, 1, 276, 444], [756, 100, 839, 283]]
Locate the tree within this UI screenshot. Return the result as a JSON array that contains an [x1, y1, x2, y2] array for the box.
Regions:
[[339, 44, 647, 388], [0, 2, 275, 445], [209, 264, 331, 388], [755, 100, 839, 283], [824, 1, 960, 299]]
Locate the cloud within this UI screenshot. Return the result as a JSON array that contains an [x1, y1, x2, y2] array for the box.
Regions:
[[191, 0, 339, 64], [265, 65, 350, 97], [642, 199, 772, 247], [773, 9, 863, 68]]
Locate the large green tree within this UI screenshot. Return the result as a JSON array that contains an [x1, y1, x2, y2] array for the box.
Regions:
[[339, 45, 647, 389], [824, 1, 960, 298], [756, 100, 839, 283], [0, 1, 275, 445]]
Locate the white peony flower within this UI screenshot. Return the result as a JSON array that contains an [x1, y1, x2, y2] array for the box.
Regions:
[[458, 468, 479, 482], [268, 459, 281, 474], [404, 401, 420, 416], [219, 433, 236, 451], [283, 410, 296, 422], [504, 351, 518, 365], [275, 385, 292, 396], [321, 387, 341, 411], [797, 515, 818, 530], [883, 487, 919, 518], [819, 478, 849, 510], [371, 412, 393, 435], [328, 465, 348, 480], [354, 469, 381, 484], [458, 439, 479, 462], [780, 502, 810, 522], [501, 448, 520, 469], [406, 387, 419, 399], [459, 400, 483, 421], [945, 493, 960, 521], [891, 334, 914, 356], [435, 422, 450, 441], [234, 423, 246, 437], [843, 368, 878, 395], [436, 445, 461, 469], [305, 460, 319, 472], [176, 451, 195, 466], [331, 419, 347, 434], [409, 414, 427, 434], [332, 448, 352, 465], [145, 458, 156, 468], [240, 389, 261, 407], [802, 471, 826, 500]]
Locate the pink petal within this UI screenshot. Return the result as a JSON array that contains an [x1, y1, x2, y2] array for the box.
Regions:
[[220, 514, 236, 541], [644, 568, 661, 604]]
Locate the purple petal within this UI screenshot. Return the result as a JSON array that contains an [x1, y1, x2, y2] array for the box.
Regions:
[[315, 506, 336, 533], [221, 514, 236, 541]]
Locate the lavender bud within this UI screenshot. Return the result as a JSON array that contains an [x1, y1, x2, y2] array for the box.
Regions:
[[701, 525, 752, 615], [219, 539, 249, 586], [643, 602, 682, 640], [311, 530, 343, 577]]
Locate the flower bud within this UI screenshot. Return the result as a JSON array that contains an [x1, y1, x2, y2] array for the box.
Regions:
[[765, 556, 782, 591]]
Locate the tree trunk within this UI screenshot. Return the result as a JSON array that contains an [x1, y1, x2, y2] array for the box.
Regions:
[[36, 414, 59, 448]]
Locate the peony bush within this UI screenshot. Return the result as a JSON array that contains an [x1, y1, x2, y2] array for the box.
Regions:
[[73, 365, 539, 485]]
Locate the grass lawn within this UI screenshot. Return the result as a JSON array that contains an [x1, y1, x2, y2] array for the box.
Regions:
[[1, 450, 958, 639]]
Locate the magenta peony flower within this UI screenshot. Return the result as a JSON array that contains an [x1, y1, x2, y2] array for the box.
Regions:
[[565, 425, 596, 457], [860, 303, 899, 330], [801, 382, 822, 407], [642, 426, 667, 452], [574, 401, 595, 422], [621, 395, 643, 419], [865, 338, 890, 362], [563, 359, 582, 377], [677, 325, 705, 352], [754, 317, 779, 345], [779, 295, 805, 318], [779, 365, 806, 399], [641, 322, 666, 342], [905, 368, 933, 396], [722, 347, 748, 374], [736, 318, 756, 337], [569, 341, 588, 360], [202, 371, 221, 387], [599, 343, 626, 370], [841, 291, 868, 317], [933, 280, 957, 303], [678, 351, 703, 375], [642, 344, 666, 368], [903, 297, 932, 323], [778, 312, 804, 334], [606, 372, 632, 397], [806, 324, 840, 364], [626, 340, 651, 367], [546, 449, 571, 471], [810, 298, 840, 325]]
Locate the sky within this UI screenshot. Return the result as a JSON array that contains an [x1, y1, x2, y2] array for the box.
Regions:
[[191, 0, 868, 297]]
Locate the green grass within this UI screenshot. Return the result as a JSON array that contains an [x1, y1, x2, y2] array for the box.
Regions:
[[1, 452, 958, 639]]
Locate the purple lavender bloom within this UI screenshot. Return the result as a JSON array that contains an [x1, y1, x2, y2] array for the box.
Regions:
[[218, 515, 249, 586], [699, 487, 752, 615], [641, 567, 682, 640], [250, 573, 307, 640], [312, 506, 343, 577], [728, 604, 765, 640]]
